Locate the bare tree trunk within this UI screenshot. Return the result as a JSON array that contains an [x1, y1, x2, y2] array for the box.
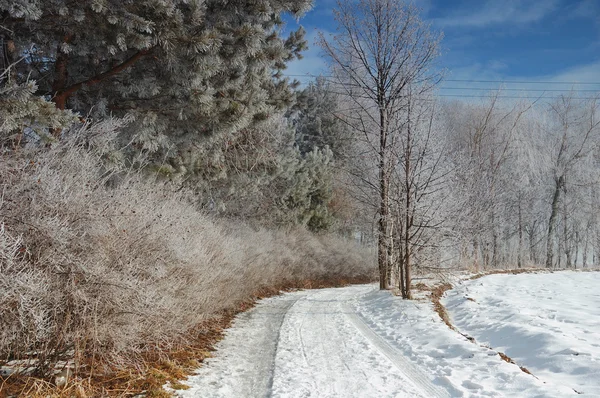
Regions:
[[399, 250, 406, 297], [377, 215, 388, 289], [528, 221, 538, 265], [386, 218, 394, 287], [50, 35, 75, 114], [403, 252, 412, 299], [473, 239, 480, 273], [403, 165, 412, 299], [483, 241, 490, 270], [395, 219, 406, 297], [319, 0, 441, 295], [378, 105, 390, 290], [518, 197, 523, 268], [563, 190, 572, 268], [583, 230, 589, 268], [596, 225, 600, 267], [546, 175, 564, 268], [574, 230, 579, 269], [492, 229, 498, 268], [402, 111, 413, 300]]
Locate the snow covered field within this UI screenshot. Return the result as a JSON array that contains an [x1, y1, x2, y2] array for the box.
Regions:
[[444, 271, 600, 396], [176, 282, 577, 397]]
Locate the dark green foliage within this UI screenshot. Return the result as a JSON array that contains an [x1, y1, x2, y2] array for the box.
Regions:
[[285, 147, 336, 232], [2, 0, 310, 150], [0, 81, 77, 146], [1, 0, 348, 232], [293, 76, 352, 160]]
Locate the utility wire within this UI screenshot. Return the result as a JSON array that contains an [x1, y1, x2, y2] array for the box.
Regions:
[[444, 79, 600, 85], [436, 94, 599, 100], [282, 73, 600, 86], [301, 87, 599, 100], [437, 87, 600, 92], [281, 73, 600, 100]]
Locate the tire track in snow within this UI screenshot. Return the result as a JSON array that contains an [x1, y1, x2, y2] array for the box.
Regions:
[[176, 292, 305, 398], [179, 285, 571, 398], [271, 287, 432, 397], [281, 295, 319, 396], [342, 301, 451, 398], [263, 295, 304, 398]]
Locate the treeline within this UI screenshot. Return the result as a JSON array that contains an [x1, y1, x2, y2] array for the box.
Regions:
[[444, 97, 600, 271], [314, 0, 600, 297], [0, 0, 375, 392]]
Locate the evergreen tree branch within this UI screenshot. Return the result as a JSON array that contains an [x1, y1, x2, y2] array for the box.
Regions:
[[55, 47, 154, 106]]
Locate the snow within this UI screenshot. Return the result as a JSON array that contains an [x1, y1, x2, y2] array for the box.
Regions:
[[176, 283, 576, 397], [444, 271, 600, 396], [354, 286, 573, 397], [271, 288, 445, 398]]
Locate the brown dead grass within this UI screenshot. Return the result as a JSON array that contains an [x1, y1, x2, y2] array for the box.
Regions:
[[0, 276, 369, 397], [498, 352, 534, 376], [430, 283, 455, 331], [468, 268, 548, 281], [412, 282, 432, 292], [0, 131, 376, 396]]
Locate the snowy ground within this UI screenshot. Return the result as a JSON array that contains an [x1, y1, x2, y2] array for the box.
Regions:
[[175, 283, 575, 397], [444, 271, 600, 396]]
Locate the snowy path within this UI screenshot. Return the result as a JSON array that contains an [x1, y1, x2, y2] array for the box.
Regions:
[[177, 285, 574, 397], [270, 287, 446, 398]]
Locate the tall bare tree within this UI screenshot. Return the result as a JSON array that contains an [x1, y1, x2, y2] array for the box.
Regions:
[[389, 94, 454, 298], [319, 0, 442, 290], [544, 97, 600, 268]]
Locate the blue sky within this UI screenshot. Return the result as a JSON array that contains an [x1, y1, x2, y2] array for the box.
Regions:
[[284, 0, 600, 95]]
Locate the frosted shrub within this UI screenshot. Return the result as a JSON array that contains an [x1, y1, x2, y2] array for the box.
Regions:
[[0, 124, 375, 374]]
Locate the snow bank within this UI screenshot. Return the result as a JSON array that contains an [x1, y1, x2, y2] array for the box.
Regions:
[[444, 271, 600, 396], [354, 288, 574, 397]]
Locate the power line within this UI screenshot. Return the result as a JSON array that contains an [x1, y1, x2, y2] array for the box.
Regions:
[[305, 87, 599, 100], [318, 80, 600, 93], [281, 73, 600, 86], [438, 87, 600, 93], [444, 79, 600, 85], [437, 94, 599, 100], [281, 73, 600, 100]]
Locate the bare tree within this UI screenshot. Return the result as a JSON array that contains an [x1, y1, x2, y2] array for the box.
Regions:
[[544, 97, 600, 268], [319, 0, 442, 290], [389, 94, 453, 298], [443, 94, 535, 271]]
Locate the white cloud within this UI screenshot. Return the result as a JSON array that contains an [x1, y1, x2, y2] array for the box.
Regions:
[[542, 60, 600, 85], [445, 59, 600, 86], [433, 0, 559, 29]]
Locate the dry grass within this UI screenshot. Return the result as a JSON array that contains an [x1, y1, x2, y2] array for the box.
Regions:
[[0, 124, 376, 395], [497, 352, 534, 376], [467, 268, 548, 280], [430, 283, 455, 331]]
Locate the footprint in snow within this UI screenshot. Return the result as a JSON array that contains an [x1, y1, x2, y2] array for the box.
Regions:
[[462, 380, 484, 390]]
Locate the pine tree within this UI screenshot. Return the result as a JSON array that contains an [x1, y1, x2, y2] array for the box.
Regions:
[[2, 0, 311, 160], [2, 0, 348, 231], [0, 80, 77, 146], [292, 76, 352, 160]]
